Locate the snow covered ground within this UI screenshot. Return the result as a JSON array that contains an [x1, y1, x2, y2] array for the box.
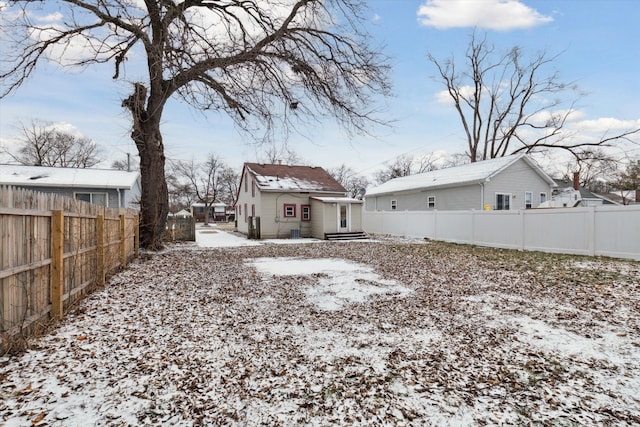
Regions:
[[1, 229, 639, 426]]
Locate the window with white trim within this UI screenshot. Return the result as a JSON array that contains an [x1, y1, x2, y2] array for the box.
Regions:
[[391, 200, 397, 210], [496, 193, 511, 210], [525, 192, 533, 209], [75, 192, 108, 207], [427, 195, 436, 209], [284, 203, 296, 217], [540, 192, 547, 204], [301, 205, 311, 221]]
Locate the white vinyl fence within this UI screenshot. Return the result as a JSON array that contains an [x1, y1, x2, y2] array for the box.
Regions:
[[363, 205, 640, 261]]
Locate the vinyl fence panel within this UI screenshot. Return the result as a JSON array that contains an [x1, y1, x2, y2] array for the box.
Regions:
[[364, 205, 640, 261]]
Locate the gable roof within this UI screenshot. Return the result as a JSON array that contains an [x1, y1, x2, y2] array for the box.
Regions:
[[553, 177, 601, 201], [0, 164, 140, 189], [366, 154, 555, 197], [243, 163, 346, 193]]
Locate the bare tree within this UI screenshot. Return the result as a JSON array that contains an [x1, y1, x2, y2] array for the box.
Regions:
[[259, 143, 304, 166], [4, 119, 101, 167], [373, 153, 441, 184], [175, 154, 227, 225], [111, 154, 138, 172], [166, 161, 196, 213], [441, 152, 471, 168], [1, 1, 391, 249], [614, 159, 640, 205], [218, 165, 240, 207], [327, 164, 369, 198], [560, 149, 619, 192], [428, 32, 639, 162], [374, 155, 413, 185]]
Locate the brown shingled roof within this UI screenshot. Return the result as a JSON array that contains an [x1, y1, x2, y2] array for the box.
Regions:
[[244, 163, 347, 193]]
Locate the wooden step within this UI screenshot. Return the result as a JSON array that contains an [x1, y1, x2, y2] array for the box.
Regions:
[[324, 232, 368, 241]]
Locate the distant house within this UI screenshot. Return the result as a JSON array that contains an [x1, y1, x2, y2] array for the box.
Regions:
[[592, 190, 640, 206], [548, 176, 604, 207], [0, 164, 140, 209], [365, 154, 556, 211], [236, 163, 364, 239], [191, 202, 228, 222]]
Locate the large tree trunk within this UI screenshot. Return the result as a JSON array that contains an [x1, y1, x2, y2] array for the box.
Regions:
[[137, 133, 169, 250], [123, 83, 169, 250]]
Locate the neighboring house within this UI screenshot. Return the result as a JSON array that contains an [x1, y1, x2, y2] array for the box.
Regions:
[[169, 209, 193, 218], [236, 163, 364, 239], [365, 154, 556, 211], [547, 176, 604, 208], [191, 202, 228, 222], [0, 164, 141, 209], [592, 190, 640, 206]]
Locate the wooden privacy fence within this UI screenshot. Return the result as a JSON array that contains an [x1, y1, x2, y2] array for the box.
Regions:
[[0, 186, 139, 349], [165, 215, 196, 241]]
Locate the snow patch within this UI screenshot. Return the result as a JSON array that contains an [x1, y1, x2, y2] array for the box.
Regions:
[[249, 257, 413, 310]]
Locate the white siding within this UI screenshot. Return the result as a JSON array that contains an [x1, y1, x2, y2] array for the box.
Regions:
[[365, 158, 554, 212], [366, 185, 481, 211], [484, 158, 553, 210], [310, 200, 326, 239]]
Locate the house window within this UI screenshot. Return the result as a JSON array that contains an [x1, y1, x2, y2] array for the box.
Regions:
[[301, 205, 311, 221], [251, 204, 255, 218], [244, 173, 248, 192], [525, 192, 533, 209], [540, 192, 547, 204], [391, 200, 397, 210], [244, 203, 248, 222], [238, 204, 242, 216], [496, 193, 511, 210], [284, 203, 296, 217], [427, 196, 436, 209], [75, 192, 108, 207]]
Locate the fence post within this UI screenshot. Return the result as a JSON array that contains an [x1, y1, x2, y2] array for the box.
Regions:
[[433, 210, 438, 240], [587, 206, 596, 257], [134, 214, 140, 257], [50, 210, 64, 320], [120, 214, 127, 267], [519, 209, 525, 251], [248, 216, 254, 239], [97, 215, 105, 286], [253, 216, 262, 240]]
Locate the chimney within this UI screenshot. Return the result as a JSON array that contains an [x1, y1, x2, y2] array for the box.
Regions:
[[572, 172, 580, 191]]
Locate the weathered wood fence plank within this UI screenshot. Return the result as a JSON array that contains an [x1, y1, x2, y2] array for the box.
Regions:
[[0, 185, 139, 351]]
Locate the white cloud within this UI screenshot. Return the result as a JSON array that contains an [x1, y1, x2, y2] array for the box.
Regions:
[[434, 86, 477, 105], [575, 117, 640, 133], [417, 0, 553, 31], [35, 12, 64, 23]]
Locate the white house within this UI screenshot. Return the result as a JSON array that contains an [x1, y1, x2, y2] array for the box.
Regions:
[[365, 154, 556, 211], [0, 164, 141, 209], [236, 163, 364, 239], [191, 202, 228, 222]]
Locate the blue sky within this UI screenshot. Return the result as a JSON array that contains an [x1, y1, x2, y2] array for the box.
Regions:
[[1, 0, 639, 179]]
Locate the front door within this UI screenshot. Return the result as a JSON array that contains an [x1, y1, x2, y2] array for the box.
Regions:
[[339, 204, 349, 232]]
